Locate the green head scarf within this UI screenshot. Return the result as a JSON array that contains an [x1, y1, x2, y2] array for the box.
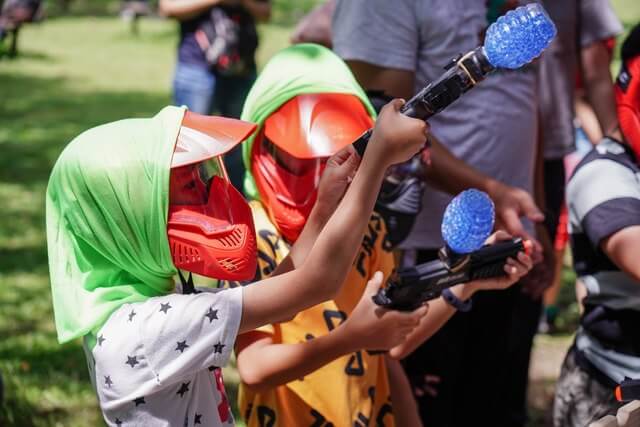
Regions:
[[240, 43, 376, 200], [46, 106, 185, 343]]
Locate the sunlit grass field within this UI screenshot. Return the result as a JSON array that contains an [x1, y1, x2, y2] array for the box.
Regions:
[[0, 1, 638, 425]]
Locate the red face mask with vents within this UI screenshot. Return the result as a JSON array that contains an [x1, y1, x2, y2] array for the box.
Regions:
[[167, 112, 257, 281], [251, 93, 374, 243], [617, 56, 640, 158]]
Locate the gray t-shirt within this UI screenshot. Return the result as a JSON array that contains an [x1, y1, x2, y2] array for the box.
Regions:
[[333, 0, 538, 249], [539, 0, 623, 160]]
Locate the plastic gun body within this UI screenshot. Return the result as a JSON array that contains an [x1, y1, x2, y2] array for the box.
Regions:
[[373, 238, 525, 311], [352, 47, 495, 157]]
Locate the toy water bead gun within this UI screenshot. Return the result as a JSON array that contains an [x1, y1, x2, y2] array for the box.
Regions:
[[616, 378, 640, 402], [373, 189, 532, 311], [352, 3, 557, 247]]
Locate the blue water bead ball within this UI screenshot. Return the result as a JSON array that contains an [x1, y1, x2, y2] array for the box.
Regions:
[[484, 3, 557, 69], [441, 189, 495, 254]]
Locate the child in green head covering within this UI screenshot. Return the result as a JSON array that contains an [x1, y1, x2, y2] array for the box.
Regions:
[[47, 94, 432, 424]]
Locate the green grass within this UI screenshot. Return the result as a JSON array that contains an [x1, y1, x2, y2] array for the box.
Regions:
[[0, 2, 638, 425]]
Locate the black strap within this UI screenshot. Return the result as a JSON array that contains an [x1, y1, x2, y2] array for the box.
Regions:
[[178, 270, 197, 295]]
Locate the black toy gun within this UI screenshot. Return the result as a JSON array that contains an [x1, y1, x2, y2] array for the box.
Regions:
[[352, 47, 493, 157], [616, 378, 640, 402], [373, 238, 529, 311]]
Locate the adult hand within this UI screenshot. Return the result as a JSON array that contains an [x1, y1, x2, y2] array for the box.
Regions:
[[488, 181, 545, 263]]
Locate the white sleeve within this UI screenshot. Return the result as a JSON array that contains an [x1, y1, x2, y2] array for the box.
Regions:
[[138, 287, 243, 386]]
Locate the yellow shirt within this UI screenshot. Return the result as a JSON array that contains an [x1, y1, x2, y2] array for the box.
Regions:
[[237, 201, 396, 427]]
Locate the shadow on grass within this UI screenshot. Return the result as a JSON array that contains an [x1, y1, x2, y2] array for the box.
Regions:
[[0, 71, 171, 426]]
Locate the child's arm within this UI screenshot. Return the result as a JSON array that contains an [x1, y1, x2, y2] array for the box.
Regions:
[[239, 100, 428, 333], [385, 356, 423, 427], [236, 272, 427, 391], [601, 227, 640, 281], [265, 147, 360, 278], [389, 232, 533, 360]]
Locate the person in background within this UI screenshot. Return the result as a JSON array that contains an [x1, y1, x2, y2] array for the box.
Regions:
[[553, 26, 640, 426], [333, 1, 545, 425], [0, 0, 42, 56], [538, 0, 622, 333], [159, 0, 271, 193]]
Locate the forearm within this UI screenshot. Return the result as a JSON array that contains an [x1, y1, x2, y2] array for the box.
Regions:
[[425, 137, 496, 195], [582, 43, 620, 138], [241, 0, 270, 22], [390, 285, 473, 359], [386, 356, 423, 427], [601, 226, 640, 282], [268, 205, 329, 278], [159, 0, 220, 19], [237, 327, 356, 391]]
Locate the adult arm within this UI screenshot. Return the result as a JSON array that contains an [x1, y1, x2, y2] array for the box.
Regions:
[[579, 0, 624, 140], [343, 61, 544, 251], [581, 41, 622, 140]]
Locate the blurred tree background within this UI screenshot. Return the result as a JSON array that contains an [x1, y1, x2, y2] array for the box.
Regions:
[[0, 1, 638, 426]]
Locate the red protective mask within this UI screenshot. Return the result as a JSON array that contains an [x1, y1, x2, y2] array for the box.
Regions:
[[252, 135, 326, 242], [251, 93, 373, 243], [617, 56, 640, 159], [167, 112, 257, 280]]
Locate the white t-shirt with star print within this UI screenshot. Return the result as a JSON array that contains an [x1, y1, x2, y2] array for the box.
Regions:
[[83, 286, 243, 427]]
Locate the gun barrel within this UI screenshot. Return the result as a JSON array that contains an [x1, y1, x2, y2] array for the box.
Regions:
[[373, 238, 524, 311], [352, 47, 495, 157]]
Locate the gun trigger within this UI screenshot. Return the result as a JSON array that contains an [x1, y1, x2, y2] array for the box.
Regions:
[[444, 54, 463, 70]]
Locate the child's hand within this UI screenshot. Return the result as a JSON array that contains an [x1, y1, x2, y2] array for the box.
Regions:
[[342, 271, 429, 351], [462, 231, 534, 298], [368, 99, 429, 167], [313, 146, 360, 221]]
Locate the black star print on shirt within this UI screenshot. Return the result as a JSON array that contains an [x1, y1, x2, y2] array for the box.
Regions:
[[126, 355, 139, 368], [105, 375, 113, 388], [133, 397, 145, 406], [98, 334, 106, 346], [177, 381, 190, 397], [213, 342, 225, 353], [115, 418, 123, 426], [128, 310, 136, 322], [194, 413, 202, 424], [205, 307, 218, 322], [175, 340, 189, 353], [160, 302, 172, 314]]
